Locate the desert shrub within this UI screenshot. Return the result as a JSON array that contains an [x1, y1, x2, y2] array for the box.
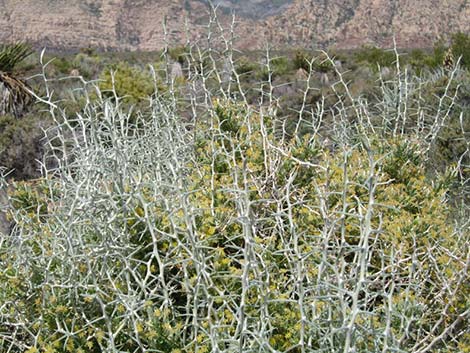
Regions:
[[0, 114, 50, 180], [354, 45, 396, 70], [168, 45, 190, 66], [406, 48, 428, 73], [52, 57, 74, 75], [451, 31, 470, 69], [270, 56, 290, 76], [254, 55, 291, 81], [80, 46, 97, 56], [290, 49, 334, 77], [405, 45, 448, 71], [293, 49, 311, 71], [13, 52, 38, 74], [235, 56, 258, 75], [99, 62, 155, 104], [424, 41, 448, 68], [1, 88, 468, 353], [71, 53, 102, 79]]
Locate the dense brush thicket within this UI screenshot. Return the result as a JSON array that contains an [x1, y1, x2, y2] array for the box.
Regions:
[[0, 24, 469, 353]]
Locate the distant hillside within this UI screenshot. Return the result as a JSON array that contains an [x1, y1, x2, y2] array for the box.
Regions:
[[204, 0, 293, 18], [1, 0, 470, 50]]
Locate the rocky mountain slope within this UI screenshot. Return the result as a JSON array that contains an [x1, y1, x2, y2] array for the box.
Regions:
[[1, 0, 469, 51]]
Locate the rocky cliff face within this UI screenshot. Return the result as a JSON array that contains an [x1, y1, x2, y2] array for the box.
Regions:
[[1, 0, 469, 51], [261, 0, 470, 49]]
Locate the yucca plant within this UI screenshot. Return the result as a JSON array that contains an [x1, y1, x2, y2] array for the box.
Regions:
[[0, 42, 34, 118]]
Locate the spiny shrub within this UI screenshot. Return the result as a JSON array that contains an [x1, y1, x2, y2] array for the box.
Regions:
[[1, 93, 468, 353]]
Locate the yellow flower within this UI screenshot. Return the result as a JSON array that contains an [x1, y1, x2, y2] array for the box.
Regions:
[[55, 305, 68, 314], [96, 330, 104, 343], [197, 346, 208, 353], [163, 322, 172, 333], [147, 329, 158, 339], [206, 226, 216, 236], [135, 207, 145, 217], [117, 304, 126, 313], [65, 339, 74, 352], [43, 345, 56, 353]]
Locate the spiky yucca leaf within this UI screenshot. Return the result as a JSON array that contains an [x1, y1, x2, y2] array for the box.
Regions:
[[0, 42, 33, 73], [0, 43, 34, 118]]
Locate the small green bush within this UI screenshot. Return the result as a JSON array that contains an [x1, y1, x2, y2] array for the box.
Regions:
[[99, 62, 155, 104], [52, 57, 74, 75], [0, 114, 50, 180], [293, 49, 311, 71], [426, 41, 447, 68], [235, 56, 258, 75], [313, 53, 333, 73], [270, 56, 290, 76], [168, 46, 190, 66], [354, 45, 396, 70], [72, 52, 102, 79], [451, 32, 470, 69]]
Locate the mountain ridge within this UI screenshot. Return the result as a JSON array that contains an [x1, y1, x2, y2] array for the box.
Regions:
[[1, 0, 469, 51]]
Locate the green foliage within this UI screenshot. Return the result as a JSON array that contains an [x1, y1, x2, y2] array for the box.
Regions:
[[293, 49, 311, 71], [354, 45, 396, 70], [292, 51, 333, 73], [254, 55, 291, 80], [99, 62, 155, 104], [0, 43, 34, 118], [168, 45, 189, 66], [0, 42, 33, 73], [451, 32, 470, 69], [405, 47, 449, 73], [235, 56, 258, 75], [313, 53, 333, 73], [8, 179, 56, 223], [407, 48, 427, 72], [71, 52, 103, 79], [52, 57, 74, 75], [427, 41, 447, 68], [0, 114, 49, 180], [79, 46, 97, 56], [270, 56, 290, 75]]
